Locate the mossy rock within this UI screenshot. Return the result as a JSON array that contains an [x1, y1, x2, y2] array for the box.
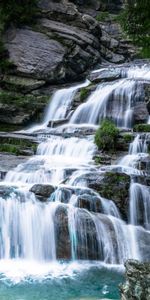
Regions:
[[0, 133, 38, 155], [0, 89, 50, 125], [134, 124, 150, 133], [2, 75, 45, 93]]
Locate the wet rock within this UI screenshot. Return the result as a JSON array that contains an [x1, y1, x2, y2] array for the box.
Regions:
[[55, 206, 71, 259], [79, 171, 130, 220], [120, 260, 150, 300], [77, 193, 102, 212], [48, 119, 68, 128], [88, 67, 121, 83], [0, 153, 28, 178], [133, 102, 149, 124], [94, 153, 112, 165], [0, 186, 16, 198], [30, 184, 55, 201]]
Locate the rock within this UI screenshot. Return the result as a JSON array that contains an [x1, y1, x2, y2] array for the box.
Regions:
[[0, 185, 16, 197], [2, 75, 46, 93], [0, 153, 28, 178], [88, 67, 121, 83], [120, 260, 150, 300], [54, 206, 71, 259], [137, 156, 150, 174], [0, 91, 50, 125], [78, 171, 130, 220], [30, 184, 55, 201], [133, 102, 149, 124], [48, 119, 68, 128], [77, 193, 102, 212], [5, 28, 66, 82]]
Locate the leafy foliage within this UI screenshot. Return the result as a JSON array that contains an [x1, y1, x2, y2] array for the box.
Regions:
[[0, 0, 38, 28], [134, 124, 150, 133], [94, 119, 119, 151], [118, 0, 150, 58]]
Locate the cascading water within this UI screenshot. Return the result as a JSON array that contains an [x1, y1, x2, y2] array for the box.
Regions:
[[0, 63, 150, 295], [70, 79, 142, 129]]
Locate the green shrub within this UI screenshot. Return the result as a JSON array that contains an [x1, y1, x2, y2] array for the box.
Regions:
[[123, 133, 133, 143], [94, 119, 119, 151], [0, 0, 38, 28], [117, 0, 150, 58], [134, 124, 150, 132]]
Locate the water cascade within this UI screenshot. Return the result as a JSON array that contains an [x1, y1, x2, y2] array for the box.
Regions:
[[0, 63, 150, 286]]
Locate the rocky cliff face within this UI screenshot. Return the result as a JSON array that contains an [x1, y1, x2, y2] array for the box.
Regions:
[[120, 260, 150, 300], [0, 0, 136, 128]]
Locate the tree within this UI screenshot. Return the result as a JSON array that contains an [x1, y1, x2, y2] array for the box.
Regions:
[[0, 0, 38, 27]]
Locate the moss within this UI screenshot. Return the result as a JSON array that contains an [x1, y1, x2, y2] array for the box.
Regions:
[[96, 12, 110, 22], [0, 123, 23, 132], [80, 88, 90, 102], [123, 133, 133, 143], [0, 144, 20, 155], [0, 140, 37, 155], [134, 124, 150, 133], [0, 90, 49, 108]]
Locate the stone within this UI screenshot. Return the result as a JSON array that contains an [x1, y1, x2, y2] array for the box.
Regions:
[[0, 153, 28, 179], [2, 75, 46, 93], [120, 260, 150, 300], [77, 193, 102, 212], [30, 184, 56, 200], [54, 206, 71, 259], [5, 28, 66, 81], [77, 171, 130, 220], [133, 102, 149, 124], [88, 67, 121, 83]]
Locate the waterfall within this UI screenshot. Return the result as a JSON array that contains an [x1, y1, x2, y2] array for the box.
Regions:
[[0, 190, 57, 260], [129, 134, 148, 154], [70, 79, 141, 128], [44, 80, 90, 123], [0, 63, 150, 280], [130, 183, 150, 230]]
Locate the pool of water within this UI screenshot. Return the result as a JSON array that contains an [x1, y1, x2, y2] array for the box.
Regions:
[[0, 260, 124, 300]]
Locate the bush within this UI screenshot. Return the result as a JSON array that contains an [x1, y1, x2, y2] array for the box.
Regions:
[[134, 124, 150, 133], [0, 0, 38, 28], [94, 119, 119, 151], [117, 0, 150, 58]]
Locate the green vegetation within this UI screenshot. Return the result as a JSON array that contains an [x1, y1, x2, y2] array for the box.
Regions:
[[0, 144, 20, 155], [0, 90, 49, 108], [117, 0, 150, 58], [0, 137, 37, 155], [94, 119, 119, 152], [0, 0, 38, 28], [134, 124, 150, 132], [96, 12, 110, 22], [80, 88, 90, 102], [123, 133, 133, 143]]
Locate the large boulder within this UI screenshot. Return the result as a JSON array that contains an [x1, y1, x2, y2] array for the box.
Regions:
[[5, 28, 66, 82], [54, 206, 71, 259], [77, 171, 130, 220], [30, 184, 56, 201], [120, 260, 150, 300]]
